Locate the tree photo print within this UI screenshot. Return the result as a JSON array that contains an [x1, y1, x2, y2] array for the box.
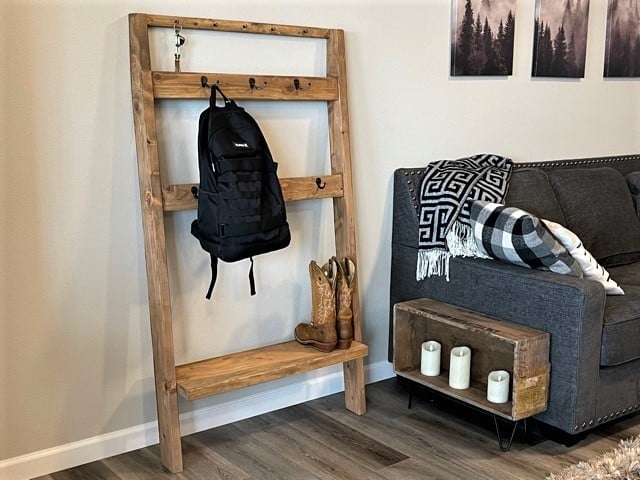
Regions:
[[451, 0, 516, 76], [604, 0, 640, 77], [532, 0, 591, 78]]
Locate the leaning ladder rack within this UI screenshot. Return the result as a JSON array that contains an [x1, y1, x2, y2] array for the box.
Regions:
[[128, 13, 367, 473]]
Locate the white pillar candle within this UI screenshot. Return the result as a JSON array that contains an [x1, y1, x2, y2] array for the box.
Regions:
[[487, 370, 510, 403], [448, 346, 471, 389], [420, 341, 441, 376]]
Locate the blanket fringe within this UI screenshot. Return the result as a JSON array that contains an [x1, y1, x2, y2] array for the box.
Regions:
[[446, 220, 488, 259], [416, 222, 489, 282], [417, 248, 450, 281]]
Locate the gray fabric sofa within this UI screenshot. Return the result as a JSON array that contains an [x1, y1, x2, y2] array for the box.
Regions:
[[389, 154, 640, 437]]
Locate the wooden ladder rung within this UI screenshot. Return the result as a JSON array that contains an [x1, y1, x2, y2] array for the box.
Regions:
[[152, 72, 338, 101], [145, 14, 331, 39], [175, 340, 368, 400], [162, 174, 344, 212]]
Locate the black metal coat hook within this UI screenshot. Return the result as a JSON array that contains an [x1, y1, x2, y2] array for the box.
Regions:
[[249, 77, 267, 90], [191, 186, 199, 199], [294, 79, 311, 91], [201, 76, 222, 89], [315, 177, 326, 189]]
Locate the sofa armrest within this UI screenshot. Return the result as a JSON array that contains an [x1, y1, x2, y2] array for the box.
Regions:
[[390, 244, 605, 433]]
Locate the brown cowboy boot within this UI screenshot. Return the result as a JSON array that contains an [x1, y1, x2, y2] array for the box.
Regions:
[[334, 257, 356, 350], [294, 259, 338, 353]]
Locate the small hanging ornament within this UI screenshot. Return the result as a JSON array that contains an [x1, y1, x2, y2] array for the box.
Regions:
[[174, 22, 185, 72]]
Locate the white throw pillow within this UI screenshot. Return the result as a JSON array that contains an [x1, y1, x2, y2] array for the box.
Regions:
[[542, 219, 625, 295]]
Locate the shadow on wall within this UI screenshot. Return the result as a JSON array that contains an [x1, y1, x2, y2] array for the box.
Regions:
[[98, 14, 158, 435], [360, 173, 395, 365]]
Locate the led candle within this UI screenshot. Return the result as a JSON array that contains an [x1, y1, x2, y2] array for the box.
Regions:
[[448, 346, 471, 389], [487, 370, 510, 403], [420, 341, 441, 376]]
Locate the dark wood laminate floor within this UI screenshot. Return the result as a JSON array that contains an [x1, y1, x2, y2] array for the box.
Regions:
[[35, 378, 640, 479]]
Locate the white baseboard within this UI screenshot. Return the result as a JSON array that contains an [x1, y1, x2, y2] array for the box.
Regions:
[[0, 361, 394, 480]]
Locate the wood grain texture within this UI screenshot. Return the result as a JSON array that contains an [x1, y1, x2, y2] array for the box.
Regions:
[[393, 298, 550, 421], [129, 13, 183, 473], [326, 29, 367, 416], [175, 341, 368, 400], [162, 175, 344, 212], [35, 379, 640, 480], [145, 13, 330, 38], [153, 72, 338, 101], [129, 12, 367, 472]]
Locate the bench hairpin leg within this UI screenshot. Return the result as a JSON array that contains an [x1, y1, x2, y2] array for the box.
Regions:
[[493, 415, 525, 452]]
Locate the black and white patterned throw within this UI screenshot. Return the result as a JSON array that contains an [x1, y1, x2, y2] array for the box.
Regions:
[[417, 154, 512, 280]]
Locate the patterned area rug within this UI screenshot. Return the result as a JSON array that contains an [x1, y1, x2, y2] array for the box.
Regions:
[[548, 436, 640, 479]]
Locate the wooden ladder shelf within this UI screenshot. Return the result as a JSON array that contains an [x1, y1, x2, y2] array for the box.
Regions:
[[128, 13, 367, 473]]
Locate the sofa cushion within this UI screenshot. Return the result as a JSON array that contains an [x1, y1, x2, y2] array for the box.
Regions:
[[601, 284, 640, 366], [600, 263, 640, 366], [606, 262, 640, 286], [543, 219, 624, 295], [549, 167, 640, 267], [469, 201, 582, 276], [504, 168, 566, 224]]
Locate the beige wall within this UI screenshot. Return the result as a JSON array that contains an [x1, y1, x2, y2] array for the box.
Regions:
[[1, 0, 639, 463]]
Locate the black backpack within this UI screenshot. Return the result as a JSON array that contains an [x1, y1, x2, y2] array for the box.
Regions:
[[191, 84, 291, 299]]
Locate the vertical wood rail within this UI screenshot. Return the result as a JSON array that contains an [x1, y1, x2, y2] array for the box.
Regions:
[[327, 29, 366, 415], [129, 14, 183, 473]]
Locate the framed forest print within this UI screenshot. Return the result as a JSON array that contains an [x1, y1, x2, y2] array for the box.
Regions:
[[451, 0, 516, 76], [604, 0, 640, 77], [532, 0, 591, 78]]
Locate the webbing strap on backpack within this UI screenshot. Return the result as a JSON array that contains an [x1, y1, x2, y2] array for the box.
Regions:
[[205, 255, 218, 300], [204, 255, 255, 300]]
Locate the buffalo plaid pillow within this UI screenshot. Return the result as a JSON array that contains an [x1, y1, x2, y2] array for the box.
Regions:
[[470, 201, 582, 277]]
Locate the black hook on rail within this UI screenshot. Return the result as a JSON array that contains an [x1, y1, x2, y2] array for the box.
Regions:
[[294, 79, 311, 91], [201, 75, 220, 89], [315, 177, 326, 189], [249, 77, 267, 90]]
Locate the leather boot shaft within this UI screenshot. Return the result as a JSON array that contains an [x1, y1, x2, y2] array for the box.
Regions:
[[335, 257, 356, 349], [311, 259, 337, 329], [294, 259, 337, 352]]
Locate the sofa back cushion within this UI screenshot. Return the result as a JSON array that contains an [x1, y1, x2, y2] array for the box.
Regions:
[[504, 168, 566, 225], [549, 167, 640, 267]]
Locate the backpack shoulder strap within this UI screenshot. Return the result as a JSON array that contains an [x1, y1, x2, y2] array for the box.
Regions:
[[210, 84, 236, 109]]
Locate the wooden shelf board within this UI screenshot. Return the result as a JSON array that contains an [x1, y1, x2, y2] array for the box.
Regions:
[[395, 367, 517, 420], [176, 340, 368, 400], [152, 72, 338, 101], [162, 175, 344, 212]]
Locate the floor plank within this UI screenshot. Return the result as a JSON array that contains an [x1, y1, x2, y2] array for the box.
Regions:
[[34, 378, 640, 480]]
